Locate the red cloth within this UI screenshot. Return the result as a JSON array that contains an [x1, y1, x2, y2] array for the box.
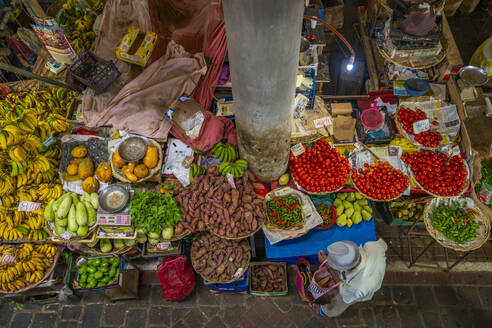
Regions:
[[170, 111, 237, 152]]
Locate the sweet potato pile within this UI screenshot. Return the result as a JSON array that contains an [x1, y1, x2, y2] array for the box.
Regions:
[[172, 164, 266, 239], [250, 264, 287, 293], [191, 233, 250, 282]]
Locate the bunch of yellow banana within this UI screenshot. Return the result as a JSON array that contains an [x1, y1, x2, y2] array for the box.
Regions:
[[10, 160, 27, 178], [44, 144, 62, 159], [15, 111, 38, 134], [17, 186, 38, 202], [0, 125, 24, 150], [0, 243, 56, 291], [0, 173, 16, 196], [46, 113, 69, 133], [0, 224, 25, 241], [7, 144, 28, 162], [37, 121, 53, 141], [37, 184, 63, 201], [30, 155, 52, 173], [0, 195, 17, 207]]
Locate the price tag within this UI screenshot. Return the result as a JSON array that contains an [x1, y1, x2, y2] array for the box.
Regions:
[[60, 231, 72, 240], [433, 102, 441, 109], [42, 134, 55, 150], [0, 254, 16, 263], [313, 116, 332, 128], [413, 119, 430, 134], [157, 242, 171, 250], [354, 141, 364, 150], [226, 173, 236, 189], [17, 201, 41, 212], [233, 267, 244, 278], [291, 143, 305, 157]]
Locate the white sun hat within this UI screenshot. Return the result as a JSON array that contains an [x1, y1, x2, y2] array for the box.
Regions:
[[326, 241, 360, 271]]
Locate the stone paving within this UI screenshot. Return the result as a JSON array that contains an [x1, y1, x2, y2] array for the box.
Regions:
[[2, 282, 492, 328]]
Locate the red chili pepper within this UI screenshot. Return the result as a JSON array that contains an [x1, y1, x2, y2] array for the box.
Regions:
[[464, 218, 467, 225], [454, 218, 460, 222]]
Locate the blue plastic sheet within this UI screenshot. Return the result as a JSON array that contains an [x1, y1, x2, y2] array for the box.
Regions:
[[265, 219, 377, 264]]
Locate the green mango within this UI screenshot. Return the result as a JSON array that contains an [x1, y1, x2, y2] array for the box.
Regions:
[[108, 267, 116, 277], [86, 266, 96, 273], [78, 264, 88, 274], [110, 256, 119, 266], [98, 266, 108, 273]]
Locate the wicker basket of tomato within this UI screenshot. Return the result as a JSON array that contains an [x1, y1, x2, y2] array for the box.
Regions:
[[290, 139, 351, 195], [351, 159, 410, 201], [315, 203, 337, 229], [265, 195, 304, 230], [402, 151, 470, 197], [396, 107, 443, 149]]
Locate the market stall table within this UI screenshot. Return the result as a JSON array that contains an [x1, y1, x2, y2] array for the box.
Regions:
[[264, 218, 377, 263]]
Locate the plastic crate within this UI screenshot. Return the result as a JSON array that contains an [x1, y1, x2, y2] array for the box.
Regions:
[[69, 50, 120, 94], [296, 68, 316, 109], [212, 95, 234, 121], [203, 269, 249, 293]]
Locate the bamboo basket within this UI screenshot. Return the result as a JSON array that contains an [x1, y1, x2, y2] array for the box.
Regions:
[[0, 246, 63, 294], [423, 198, 490, 252], [190, 233, 251, 284], [407, 158, 471, 198], [208, 216, 265, 241], [111, 138, 163, 184], [46, 222, 97, 243], [377, 37, 448, 70]]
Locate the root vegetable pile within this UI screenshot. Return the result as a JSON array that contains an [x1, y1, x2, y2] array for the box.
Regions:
[[402, 151, 467, 196], [191, 233, 250, 282], [290, 139, 351, 193], [172, 164, 266, 239], [250, 264, 287, 293], [398, 108, 442, 148], [351, 160, 409, 200]]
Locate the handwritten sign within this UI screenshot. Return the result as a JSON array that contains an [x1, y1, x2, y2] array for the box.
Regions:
[[0, 254, 16, 263], [313, 116, 332, 129], [413, 119, 430, 134], [226, 173, 236, 189], [17, 201, 41, 212], [290, 143, 305, 157]]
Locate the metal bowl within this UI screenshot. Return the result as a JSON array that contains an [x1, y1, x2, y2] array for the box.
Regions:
[[117, 137, 148, 162], [98, 184, 130, 213], [459, 66, 489, 86]]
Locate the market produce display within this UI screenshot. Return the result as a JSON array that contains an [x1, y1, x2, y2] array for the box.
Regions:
[[45, 192, 98, 238], [389, 201, 425, 222], [62, 144, 105, 194], [55, 0, 106, 54], [130, 189, 182, 244], [112, 144, 159, 182], [397, 107, 442, 148], [351, 160, 409, 200], [290, 139, 351, 193], [0, 243, 58, 292], [430, 203, 479, 243], [334, 192, 373, 227], [250, 263, 287, 294], [315, 203, 337, 228], [191, 233, 250, 283], [75, 256, 120, 289], [86, 238, 135, 254], [402, 151, 468, 196], [0, 88, 75, 241], [266, 196, 303, 229], [172, 164, 266, 239]]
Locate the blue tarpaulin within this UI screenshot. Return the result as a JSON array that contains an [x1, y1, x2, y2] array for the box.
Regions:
[[265, 219, 377, 263]]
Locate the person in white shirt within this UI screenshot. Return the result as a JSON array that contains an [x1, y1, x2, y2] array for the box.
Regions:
[[313, 239, 388, 317]]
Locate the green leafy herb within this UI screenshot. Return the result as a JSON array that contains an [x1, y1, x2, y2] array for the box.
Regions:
[[130, 190, 182, 235]]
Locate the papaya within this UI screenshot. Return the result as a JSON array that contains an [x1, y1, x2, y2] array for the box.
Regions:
[[143, 146, 158, 168], [112, 149, 126, 169], [78, 157, 94, 180]]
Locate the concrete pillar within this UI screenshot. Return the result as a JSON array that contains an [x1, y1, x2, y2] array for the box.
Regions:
[[222, 0, 304, 182]]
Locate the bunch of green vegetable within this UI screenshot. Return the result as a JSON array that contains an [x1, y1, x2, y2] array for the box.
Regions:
[[130, 190, 182, 244], [430, 202, 479, 243], [266, 196, 303, 229]]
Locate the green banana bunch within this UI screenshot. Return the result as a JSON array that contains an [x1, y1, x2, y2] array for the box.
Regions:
[[189, 163, 206, 183], [218, 159, 249, 178], [211, 142, 237, 162]]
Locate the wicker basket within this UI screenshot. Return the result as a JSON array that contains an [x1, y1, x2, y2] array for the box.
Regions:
[[352, 178, 406, 202], [208, 217, 265, 241], [46, 222, 98, 243], [407, 158, 471, 198], [190, 233, 251, 284], [111, 138, 163, 184], [291, 173, 346, 196], [423, 197, 490, 252], [0, 246, 63, 294], [377, 36, 448, 70]]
